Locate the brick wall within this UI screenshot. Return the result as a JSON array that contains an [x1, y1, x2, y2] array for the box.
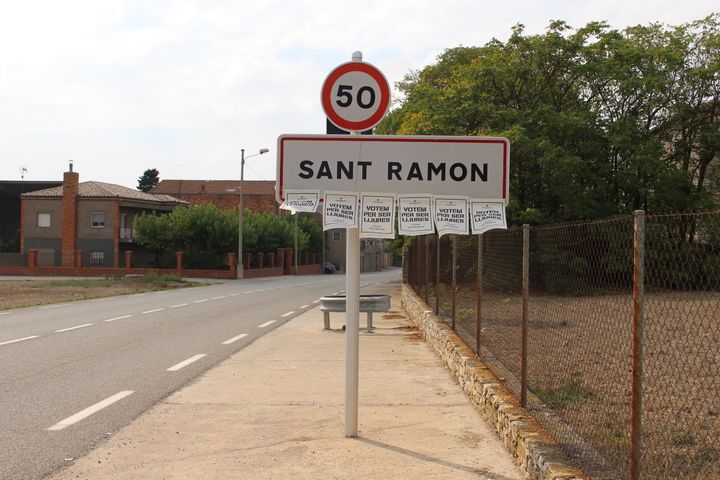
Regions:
[[171, 193, 278, 213], [61, 170, 79, 266]]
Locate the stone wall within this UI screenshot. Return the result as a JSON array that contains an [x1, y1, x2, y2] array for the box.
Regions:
[[401, 284, 587, 480]]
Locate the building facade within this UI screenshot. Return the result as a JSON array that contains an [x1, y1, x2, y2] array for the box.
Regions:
[[151, 179, 278, 213], [21, 165, 186, 267]]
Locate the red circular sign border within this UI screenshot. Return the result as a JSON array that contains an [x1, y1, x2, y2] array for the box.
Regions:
[[321, 61, 390, 132]]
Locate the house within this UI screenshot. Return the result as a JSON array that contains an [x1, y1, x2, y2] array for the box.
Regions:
[[151, 179, 278, 213], [21, 164, 187, 267]]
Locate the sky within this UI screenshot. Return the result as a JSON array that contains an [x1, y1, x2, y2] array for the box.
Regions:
[[0, 0, 717, 189]]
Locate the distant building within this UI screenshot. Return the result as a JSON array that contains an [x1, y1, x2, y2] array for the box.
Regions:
[[0, 180, 62, 250], [21, 164, 186, 267], [151, 179, 278, 213]]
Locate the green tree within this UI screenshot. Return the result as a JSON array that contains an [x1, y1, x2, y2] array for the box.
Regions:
[[137, 168, 160, 193], [378, 15, 720, 222]]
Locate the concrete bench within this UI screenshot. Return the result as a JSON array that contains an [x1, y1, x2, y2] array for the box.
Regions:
[[319, 295, 391, 331]]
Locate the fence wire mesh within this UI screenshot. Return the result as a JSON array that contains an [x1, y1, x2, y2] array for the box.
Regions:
[[404, 211, 720, 480]]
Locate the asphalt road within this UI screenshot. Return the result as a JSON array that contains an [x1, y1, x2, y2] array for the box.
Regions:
[[0, 269, 401, 480]]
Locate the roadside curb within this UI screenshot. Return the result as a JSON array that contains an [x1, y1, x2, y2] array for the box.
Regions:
[[401, 284, 588, 480]]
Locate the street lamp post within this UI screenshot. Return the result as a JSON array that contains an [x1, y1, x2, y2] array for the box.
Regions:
[[238, 147, 269, 279]]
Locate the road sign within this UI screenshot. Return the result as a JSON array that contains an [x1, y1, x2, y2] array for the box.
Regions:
[[276, 134, 510, 203], [321, 61, 390, 132]]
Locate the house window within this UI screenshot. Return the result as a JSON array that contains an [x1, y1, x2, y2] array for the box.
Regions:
[[333, 231, 341, 241], [89, 252, 105, 265], [37, 213, 51, 228], [91, 212, 105, 228]]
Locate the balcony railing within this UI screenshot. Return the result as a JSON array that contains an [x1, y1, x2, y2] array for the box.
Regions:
[[120, 227, 134, 242]]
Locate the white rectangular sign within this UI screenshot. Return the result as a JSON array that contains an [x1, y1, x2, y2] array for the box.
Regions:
[[280, 190, 320, 213], [323, 192, 358, 231], [397, 195, 434, 236], [434, 196, 469, 237], [360, 193, 395, 239], [470, 200, 507, 234], [277, 134, 509, 203]]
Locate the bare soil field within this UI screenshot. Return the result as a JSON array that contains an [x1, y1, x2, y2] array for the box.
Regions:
[[0, 276, 203, 311], [429, 287, 720, 480]]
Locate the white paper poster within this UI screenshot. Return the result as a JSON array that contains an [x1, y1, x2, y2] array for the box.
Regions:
[[323, 192, 359, 231], [360, 193, 396, 239], [470, 200, 507, 234], [397, 195, 434, 236], [434, 196, 469, 237], [280, 190, 320, 213]]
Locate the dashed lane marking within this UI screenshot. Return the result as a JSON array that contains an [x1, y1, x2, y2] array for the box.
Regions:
[[170, 304, 188, 309], [104, 315, 133, 322], [193, 299, 208, 304], [167, 354, 206, 372], [41, 303, 70, 309], [0, 335, 39, 346], [281, 311, 294, 318], [47, 391, 134, 431], [258, 320, 276, 328], [141, 308, 164, 314], [300, 305, 309, 309], [55, 324, 94, 333], [222, 333, 248, 345]]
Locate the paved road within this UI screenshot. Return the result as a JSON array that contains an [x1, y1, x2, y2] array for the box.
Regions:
[[0, 269, 400, 480]]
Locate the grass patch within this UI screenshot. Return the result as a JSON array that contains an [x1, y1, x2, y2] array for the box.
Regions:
[[532, 378, 596, 409]]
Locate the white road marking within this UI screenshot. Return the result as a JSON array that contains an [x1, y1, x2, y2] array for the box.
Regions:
[[47, 391, 134, 431], [0, 311, 13, 315], [89, 298, 109, 303], [243, 291, 254, 294], [229, 293, 240, 297], [312, 299, 320, 304], [281, 311, 294, 318], [211, 296, 226, 300], [104, 314, 133, 322], [193, 299, 208, 304], [142, 308, 164, 314], [258, 320, 276, 328], [222, 333, 248, 345], [56, 324, 93, 333], [300, 305, 309, 309], [170, 303, 188, 309], [257, 289, 266, 292], [41, 303, 70, 309], [0, 335, 39, 346], [167, 354, 206, 372]]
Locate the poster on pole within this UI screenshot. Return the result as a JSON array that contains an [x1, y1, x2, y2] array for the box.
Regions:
[[434, 196, 469, 237], [360, 193, 395, 239], [323, 192, 359, 230], [397, 195, 434, 236], [280, 190, 320, 213], [470, 200, 507, 234]]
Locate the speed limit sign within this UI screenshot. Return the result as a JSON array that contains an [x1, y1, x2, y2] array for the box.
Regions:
[[321, 61, 390, 132]]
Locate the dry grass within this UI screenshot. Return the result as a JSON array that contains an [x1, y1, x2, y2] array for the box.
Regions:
[[435, 288, 720, 480], [0, 276, 203, 311]]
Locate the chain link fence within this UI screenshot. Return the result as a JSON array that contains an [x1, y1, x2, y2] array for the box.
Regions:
[[405, 211, 720, 480]]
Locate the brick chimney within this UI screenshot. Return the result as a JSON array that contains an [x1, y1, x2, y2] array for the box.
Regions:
[[61, 161, 79, 267]]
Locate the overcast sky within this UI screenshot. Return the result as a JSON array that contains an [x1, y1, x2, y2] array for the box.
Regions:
[[1, 1, 717, 188]]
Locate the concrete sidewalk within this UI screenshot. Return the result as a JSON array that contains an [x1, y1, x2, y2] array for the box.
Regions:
[[50, 283, 522, 480]]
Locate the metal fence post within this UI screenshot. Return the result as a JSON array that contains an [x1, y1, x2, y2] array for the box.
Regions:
[[631, 210, 645, 480], [424, 235, 430, 304], [435, 234, 440, 314], [476, 234, 483, 355], [521, 224, 529, 407], [451, 234, 457, 331]]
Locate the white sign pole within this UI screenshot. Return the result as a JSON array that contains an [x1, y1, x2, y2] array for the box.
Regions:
[[344, 51, 363, 439]]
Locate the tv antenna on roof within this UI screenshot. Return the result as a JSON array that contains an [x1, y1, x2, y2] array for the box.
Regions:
[[20, 166, 28, 193]]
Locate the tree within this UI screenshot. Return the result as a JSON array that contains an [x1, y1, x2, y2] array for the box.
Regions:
[[377, 15, 720, 223], [137, 169, 160, 192]]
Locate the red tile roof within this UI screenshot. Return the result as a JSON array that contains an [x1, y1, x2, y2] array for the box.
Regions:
[[151, 180, 276, 196], [22, 181, 187, 205]]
